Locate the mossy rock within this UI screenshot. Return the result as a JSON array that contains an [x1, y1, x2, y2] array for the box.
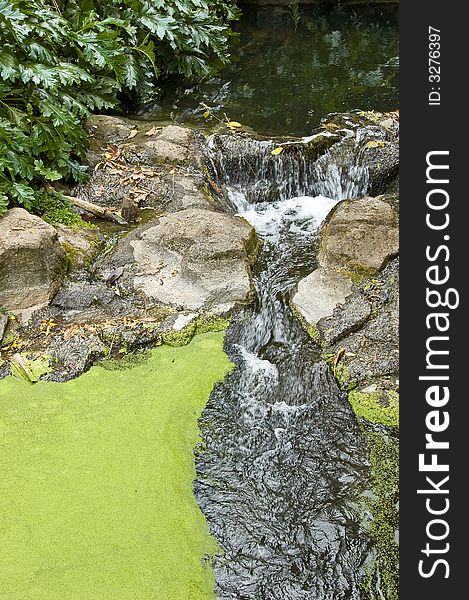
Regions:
[[163, 322, 198, 347], [163, 316, 230, 348]]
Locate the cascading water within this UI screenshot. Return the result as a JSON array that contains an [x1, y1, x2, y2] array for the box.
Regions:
[[195, 130, 376, 599]]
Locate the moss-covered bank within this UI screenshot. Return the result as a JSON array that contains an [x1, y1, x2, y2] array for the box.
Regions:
[[362, 430, 399, 600], [348, 389, 399, 429], [345, 388, 399, 600], [0, 333, 231, 599]]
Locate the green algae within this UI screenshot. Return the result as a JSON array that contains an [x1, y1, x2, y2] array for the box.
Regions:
[[0, 332, 232, 600], [361, 429, 399, 600], [162, 322, 198, 347], [349, 390, 399, 428], [195, 316, 230, 336], [348, 391, 399, 599], [334, 363, 357, 393]]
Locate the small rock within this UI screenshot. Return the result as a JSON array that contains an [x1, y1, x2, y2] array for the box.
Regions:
[[173, 312, 197, 331], [0, 361, 11, 380], [362, 141, 399, 196], [360, 384, 378, 394], [292, 268, 353, 326], [55, 224, 102, 271], [48, 334, 106, 380], [85, 115, 134, 143], [106, 267, 125, 286]]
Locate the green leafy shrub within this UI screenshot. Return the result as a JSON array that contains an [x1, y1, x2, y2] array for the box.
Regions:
[[0, 0, 239, 219]]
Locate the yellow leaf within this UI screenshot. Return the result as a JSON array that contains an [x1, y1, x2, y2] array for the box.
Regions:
[[227, 121, 242, 129], [203, 111, 210, 119], [364, 140, 386, 149], [271, 147, 284, 156]]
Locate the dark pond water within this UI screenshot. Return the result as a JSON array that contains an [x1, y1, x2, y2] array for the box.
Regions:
[[147, 3, 399, 136]]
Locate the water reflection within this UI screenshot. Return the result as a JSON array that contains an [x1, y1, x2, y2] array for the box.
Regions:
[[148, 3, 399, 136]]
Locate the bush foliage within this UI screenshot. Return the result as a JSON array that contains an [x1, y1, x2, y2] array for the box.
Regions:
[[0, 0, 239, 217]]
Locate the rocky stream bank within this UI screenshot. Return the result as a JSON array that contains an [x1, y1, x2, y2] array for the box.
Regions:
[[0, 109, 398, 412]]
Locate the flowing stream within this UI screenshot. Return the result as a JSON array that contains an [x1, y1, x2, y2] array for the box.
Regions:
[[195, 132, 376, 599]]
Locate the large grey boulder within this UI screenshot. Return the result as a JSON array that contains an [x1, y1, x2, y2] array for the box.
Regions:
[[319, 196, 398, 276], [0, 208, 67, 311], [96, 208, 258, 315]]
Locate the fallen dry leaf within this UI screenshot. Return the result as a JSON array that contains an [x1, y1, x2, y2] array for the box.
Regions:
[[332, 347, 346, 377], [104, 145, 120, 161], [208, 178, 222, 195], [145, 126, 161, 137], [63, 324, 80, 341], [364, 140, 387, 149]]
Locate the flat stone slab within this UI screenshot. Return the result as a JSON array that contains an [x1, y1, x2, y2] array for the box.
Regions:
[[292, 268, 352, 325]]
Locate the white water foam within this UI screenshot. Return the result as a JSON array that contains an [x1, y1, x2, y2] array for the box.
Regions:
[[236, 345, 279, 382], [233, 193, 338, 241]]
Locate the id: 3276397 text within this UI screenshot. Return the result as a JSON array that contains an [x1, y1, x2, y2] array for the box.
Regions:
[[428, 26, 441, 106]]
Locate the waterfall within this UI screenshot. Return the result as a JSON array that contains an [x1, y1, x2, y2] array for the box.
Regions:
[[206, 126, 371, 204]]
